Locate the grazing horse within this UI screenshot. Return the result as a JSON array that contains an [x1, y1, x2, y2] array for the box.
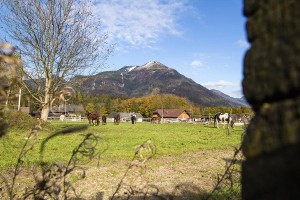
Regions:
[[151, 116, 160, 124], [86, 112, 99, 126], [241, 114, 251, 124], [214, 112, 233, 128], [114, 113, 121, 125], [131, 115, 136, 124], [102, 115, 107, 125]]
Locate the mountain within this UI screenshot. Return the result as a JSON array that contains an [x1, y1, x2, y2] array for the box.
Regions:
[[71, 61, 244, 107], [210, 89, 250, 107]]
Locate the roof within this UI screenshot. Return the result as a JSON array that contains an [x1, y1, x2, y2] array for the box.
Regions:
[[153, 109, 189, 118], [51, 104, 85, 113]]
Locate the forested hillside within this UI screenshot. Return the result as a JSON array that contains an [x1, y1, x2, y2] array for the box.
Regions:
[[68, 92, 253, 117]]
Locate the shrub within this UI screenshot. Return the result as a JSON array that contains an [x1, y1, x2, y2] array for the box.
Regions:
[[4, 109, 50, 130]]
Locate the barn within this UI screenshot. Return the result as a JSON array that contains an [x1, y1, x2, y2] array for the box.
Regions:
[[107, 112, 143, 123], [49, 104, 85, 115], [152, 109, 190, 123]]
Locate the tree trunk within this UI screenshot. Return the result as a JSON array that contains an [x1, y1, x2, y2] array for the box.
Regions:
[[40, 104, 50, 122], [40, 78, 52, 121]]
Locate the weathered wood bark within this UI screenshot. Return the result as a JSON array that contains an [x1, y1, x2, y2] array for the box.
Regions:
[[242, 0, 300, 199]]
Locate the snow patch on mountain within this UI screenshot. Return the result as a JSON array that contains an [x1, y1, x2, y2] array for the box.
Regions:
[[127, 66, 137, 72], [137, 61, 166, 70], [119, 72, 125, 87]]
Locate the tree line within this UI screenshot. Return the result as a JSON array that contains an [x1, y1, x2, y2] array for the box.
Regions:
[[68, 92, 253, 118]]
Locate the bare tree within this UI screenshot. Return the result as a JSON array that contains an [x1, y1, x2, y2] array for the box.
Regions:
[[1, 0, 112, 120]]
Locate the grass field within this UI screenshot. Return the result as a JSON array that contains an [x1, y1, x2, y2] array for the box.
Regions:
[[0, 121, 244, 199], [0, 121, 244, 168]]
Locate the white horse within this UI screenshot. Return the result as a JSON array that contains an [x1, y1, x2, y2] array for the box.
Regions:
[[214, 112, 233, 128]]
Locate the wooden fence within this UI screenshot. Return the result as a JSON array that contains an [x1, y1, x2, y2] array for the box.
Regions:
[[47, 116, 87, 122]]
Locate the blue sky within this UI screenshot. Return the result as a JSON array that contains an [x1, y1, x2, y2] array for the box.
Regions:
[[1, 0, 249, 98], [93, 0, 249, 98]]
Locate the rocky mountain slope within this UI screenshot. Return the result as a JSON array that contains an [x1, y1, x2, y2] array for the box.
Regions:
[[210, 89, 249, 107], [71, 61, 245, 107]]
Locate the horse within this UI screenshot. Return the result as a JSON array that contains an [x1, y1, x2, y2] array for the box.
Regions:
[[131, 115, 136, 124], [102, 115, 107, 125], [151, 116, 160, 124], [229, 114, 252, 126], [214, 112, 233, 128], [86, 112, 99, 126], [114, 113, 120, 125], [241, 114, 252, 124]]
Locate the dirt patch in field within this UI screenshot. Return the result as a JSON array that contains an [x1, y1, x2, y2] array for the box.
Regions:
[[74, 149, 241, 199], [0, 149, 241, 199]]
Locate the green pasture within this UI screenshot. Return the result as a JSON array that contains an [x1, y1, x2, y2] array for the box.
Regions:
[[0, 121, 244, 168]]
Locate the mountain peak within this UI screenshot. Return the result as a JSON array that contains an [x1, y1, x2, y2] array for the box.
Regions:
[[137, 61, 168, 70], [120, 61, 169, 73], [143, 61, 163, 67]]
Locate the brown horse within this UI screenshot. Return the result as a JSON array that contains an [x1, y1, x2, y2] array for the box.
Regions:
[[86, 112, 99, 126], [151, 116, 161, 124], [114, 113, 121, 125]]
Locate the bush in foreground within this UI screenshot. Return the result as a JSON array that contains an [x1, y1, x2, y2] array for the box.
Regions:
[[4, 109, 50, 131]]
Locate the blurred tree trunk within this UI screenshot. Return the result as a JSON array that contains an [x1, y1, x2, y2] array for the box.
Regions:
[[242, 0, 300, 199]]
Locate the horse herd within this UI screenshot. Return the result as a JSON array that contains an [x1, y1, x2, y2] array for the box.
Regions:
[[86, 112, 136, 126], [86, 112, 250, 127]]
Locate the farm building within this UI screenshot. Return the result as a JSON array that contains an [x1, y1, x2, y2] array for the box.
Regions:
[[50, 104, 85, 115], [152, 109, 190, 123], [107, 112, 143, 123]]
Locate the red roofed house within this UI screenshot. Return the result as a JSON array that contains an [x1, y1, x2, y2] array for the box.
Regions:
[[152, 109, 190, 123]]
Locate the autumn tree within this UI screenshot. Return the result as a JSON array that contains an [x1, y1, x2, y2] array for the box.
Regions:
[[85, 103, 95, 113], [1, 0, 112, 121]]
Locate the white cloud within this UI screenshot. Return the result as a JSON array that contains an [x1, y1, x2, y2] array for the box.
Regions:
[[93, 0, 187, 48], [202, 80, 239, 88], [202, 81, 243, 98], [235, 39, 249, 48], [190, 60, 203, 67], [228, 89, 244, 98]]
